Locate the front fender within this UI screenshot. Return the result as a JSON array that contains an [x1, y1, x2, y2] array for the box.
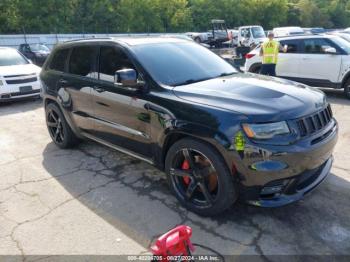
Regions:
[[156, 120, 242, 175]]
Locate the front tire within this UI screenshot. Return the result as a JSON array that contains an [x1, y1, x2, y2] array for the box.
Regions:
[[344, 78, 350, 99], [45, 103, 79, 149], [165, 138, 238, 216]]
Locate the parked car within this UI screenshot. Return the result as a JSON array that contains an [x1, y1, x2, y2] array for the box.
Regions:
[[18, 43, 50, 66], [273, 27, 304, 37], [186, 20, 229, 47], [0, 47, 41, 102], [41, 37, 337, 216], [238, 25, 266, 48], [244, 34, 350, 99]]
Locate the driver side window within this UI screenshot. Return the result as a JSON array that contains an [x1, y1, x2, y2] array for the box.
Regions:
[[99, 46, 135, 83]]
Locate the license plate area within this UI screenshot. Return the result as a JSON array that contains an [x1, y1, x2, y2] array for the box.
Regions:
[[20, 86, 32, 93]]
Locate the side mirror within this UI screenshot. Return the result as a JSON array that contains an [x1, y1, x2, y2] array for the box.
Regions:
[[114, 68, 144, 89], [324, 46, 337, 54]]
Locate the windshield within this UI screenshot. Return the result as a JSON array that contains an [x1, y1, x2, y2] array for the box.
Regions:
[[331, 36, 350, 54], [252, 27, 265, 38], [338, 34, 350, 43], [0, 49, 29, 66], [30, 44, 50, 52], [132, 42, 237, 86]]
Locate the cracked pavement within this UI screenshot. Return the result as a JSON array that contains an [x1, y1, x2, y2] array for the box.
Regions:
[[0, 89, 349, 259]]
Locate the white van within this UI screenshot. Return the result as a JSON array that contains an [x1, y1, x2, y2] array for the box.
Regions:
[[273, 27, 304, 37], [238, 26, 266, 48]]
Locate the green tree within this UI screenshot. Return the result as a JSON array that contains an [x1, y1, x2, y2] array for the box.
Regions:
[[0, 0, 20, 33]]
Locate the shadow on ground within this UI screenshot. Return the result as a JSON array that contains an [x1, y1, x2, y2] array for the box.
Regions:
[[41, 140, 350, 256]]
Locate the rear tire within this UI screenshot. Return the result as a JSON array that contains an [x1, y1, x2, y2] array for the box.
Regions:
[[45, 103, 79, 149], [165, 138, 238, 216], [344, 78, 350, 99], [250, 65, 261, 74]]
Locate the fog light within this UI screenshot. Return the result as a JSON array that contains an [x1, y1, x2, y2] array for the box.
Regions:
[[250, 160, 288, 171], [261, 185, 284, 195]]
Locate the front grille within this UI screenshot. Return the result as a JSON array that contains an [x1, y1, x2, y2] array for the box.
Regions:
[[6, 77, 37, 85], [10, 89, 40, 97], [4, 73, 36, 78], [296, 105, 333, 137]]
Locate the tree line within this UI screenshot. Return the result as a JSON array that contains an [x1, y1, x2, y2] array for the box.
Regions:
[[0, 0, 349, 34]]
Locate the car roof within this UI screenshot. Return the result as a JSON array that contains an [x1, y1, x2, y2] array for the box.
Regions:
[[276, 34, 338, 40], [60, 36, 189, 47]]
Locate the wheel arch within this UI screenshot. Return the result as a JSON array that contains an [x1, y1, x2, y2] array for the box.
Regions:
[[159, 127, 234, 176], [341, 70, 350, 89], [248, 62, 262, 73]]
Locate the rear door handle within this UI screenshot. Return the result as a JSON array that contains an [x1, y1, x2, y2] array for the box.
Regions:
[[94, 86, 105, 93]]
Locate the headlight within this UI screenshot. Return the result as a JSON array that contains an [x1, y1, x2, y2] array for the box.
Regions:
[[0, 80, 3, 86], [242, 121, 290, 139]]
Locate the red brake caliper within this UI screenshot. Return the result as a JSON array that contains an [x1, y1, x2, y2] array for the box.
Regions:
[[181, 160, 191, 185]]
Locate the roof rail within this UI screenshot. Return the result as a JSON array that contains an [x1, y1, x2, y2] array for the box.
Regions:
[[63, 37, 114, 43]]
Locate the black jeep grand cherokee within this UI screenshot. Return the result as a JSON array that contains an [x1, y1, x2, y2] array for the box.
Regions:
[[40, 37, 338, 216]]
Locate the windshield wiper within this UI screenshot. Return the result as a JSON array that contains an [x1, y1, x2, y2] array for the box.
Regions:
[[217, 72, 236, 77]]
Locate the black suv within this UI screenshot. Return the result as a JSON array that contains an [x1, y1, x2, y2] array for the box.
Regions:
[[19, 43, 50, 66], [40, 37, 338, 216]]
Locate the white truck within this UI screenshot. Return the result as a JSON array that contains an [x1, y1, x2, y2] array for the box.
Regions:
[[238, 25, 266, 48]]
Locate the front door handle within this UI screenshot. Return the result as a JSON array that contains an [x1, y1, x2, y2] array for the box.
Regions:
[[94, 87, 105, 93], [59, 79, 68, 85]]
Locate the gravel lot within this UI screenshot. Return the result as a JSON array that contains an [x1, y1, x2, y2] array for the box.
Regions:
[[0, 89, 349, 260]]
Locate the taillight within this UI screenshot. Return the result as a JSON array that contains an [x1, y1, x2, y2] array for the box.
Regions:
[[245, 53, 256, 59]]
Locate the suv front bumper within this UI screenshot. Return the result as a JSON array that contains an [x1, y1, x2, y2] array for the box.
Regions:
[[234, 119, 338, 207], [245, 156, 332, 207]]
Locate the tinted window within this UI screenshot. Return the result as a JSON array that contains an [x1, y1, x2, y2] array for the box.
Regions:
[[280, 40, 300, 53], [49, 48, 69, 72], [303, 39, 333, 54], [331, 36, 350, 54], [132, 42, 236, 86], [99, 46, 135, 83], [29, 44, 50, 52], [69, 46, 96, 77], [0, 49, 28, 66]]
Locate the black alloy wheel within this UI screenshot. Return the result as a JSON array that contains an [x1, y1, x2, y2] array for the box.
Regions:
[[45, 103, 79, 149], [170, 148, 219, 208], [47, 109, 65, 145], [165, 138, 238, 216]]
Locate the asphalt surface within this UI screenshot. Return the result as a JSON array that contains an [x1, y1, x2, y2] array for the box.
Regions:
[[0, 89, 349, 260]]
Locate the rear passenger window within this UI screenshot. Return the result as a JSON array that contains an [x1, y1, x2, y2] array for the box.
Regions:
[[49, 49, 69, 72], [99, 46, 135, 83], [69, 46, 96, 77], [280, 40, 299, 53]]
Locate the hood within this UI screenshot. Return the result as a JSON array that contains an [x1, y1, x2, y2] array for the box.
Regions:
[[33, 51, 50, 56], [0, 64, 41, 77], [173, 73, 327, 122]]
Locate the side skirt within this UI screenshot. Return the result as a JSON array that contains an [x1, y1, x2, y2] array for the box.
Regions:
[[81, 132, 154, 165]]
